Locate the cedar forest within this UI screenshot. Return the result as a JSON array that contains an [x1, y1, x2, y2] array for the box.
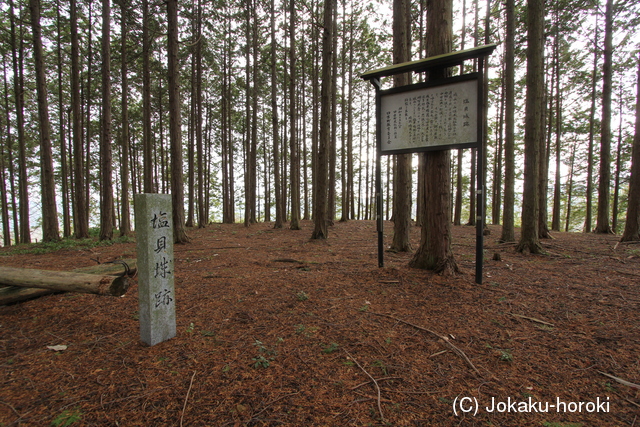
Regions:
[[0, 0, 640, 258], [2, 0, 640, 425]]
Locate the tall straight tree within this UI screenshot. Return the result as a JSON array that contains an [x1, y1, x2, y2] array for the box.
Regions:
[[595, 0, 614, 234], [500, 0, 516, 242], [516, 0, 544, 253], [99, 0, 114, 241], [612, 88, 624, 233], [289, 0, 301, 230], [142, 0, 154, 193], [119, 0, 131, 237], [551, 16, 562, 233], [345, 9, 355, 220], [466, 0, 479, 227], [390, 0, 412, 252], [311, 0, 335, 239], [70, 0, 88, 238], [3, 64, 20, 245], [270, 0, 283, 229], [1, 66, 13, 246], [243, 0, 253, 227], [454, 0, 467, 227], [84, 3, 94, 218], [167, 0, 190, 243], [186, 41, 196, 229], [538, 52, 552, 239], [328, 12, 338, 223], [29, 0, 60, 242], [584, 23, 598, 233], [9, 0, 30, 243], [196, 0, 206, 228], [0, 159, 8, 246], [56, 1, 70, 238], [409, 0, 458, 273], [621, 52, 640, 242]]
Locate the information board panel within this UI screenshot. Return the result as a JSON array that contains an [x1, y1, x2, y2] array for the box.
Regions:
[[380, 75, 478, 154]]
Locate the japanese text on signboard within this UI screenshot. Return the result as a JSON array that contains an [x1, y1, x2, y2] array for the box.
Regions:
[[380, 78, 478, 154]]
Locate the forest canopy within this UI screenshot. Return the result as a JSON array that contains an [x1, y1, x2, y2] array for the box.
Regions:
[[0, 0, 639, 246]]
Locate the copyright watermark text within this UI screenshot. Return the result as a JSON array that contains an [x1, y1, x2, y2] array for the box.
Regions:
[[453, 396, 610, 416]]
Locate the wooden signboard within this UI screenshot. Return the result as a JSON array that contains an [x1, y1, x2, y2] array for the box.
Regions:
[[380, 75, 479, 154]]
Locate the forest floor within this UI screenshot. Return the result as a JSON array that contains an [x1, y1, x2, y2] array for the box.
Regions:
[[0, 220, 639, 426]]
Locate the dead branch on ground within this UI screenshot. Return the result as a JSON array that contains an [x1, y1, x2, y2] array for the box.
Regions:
[[367, 311, 482, 376]]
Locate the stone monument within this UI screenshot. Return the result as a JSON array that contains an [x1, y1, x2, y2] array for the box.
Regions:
[[134, 194, 176, 346]]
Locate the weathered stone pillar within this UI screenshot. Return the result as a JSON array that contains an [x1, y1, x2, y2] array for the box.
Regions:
[[134, 194, 176, 346]]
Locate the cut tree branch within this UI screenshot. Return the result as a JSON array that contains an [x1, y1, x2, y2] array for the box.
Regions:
[[368, 311, 482, 376]]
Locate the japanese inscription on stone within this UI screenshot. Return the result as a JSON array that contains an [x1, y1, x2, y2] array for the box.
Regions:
[[380, 78, 478, 153], [135, 194, 176, 346]]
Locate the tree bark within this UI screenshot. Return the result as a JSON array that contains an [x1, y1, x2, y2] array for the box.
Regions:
[[2, 65, 19, 245], [328, 12, 338, 224], [10, 0, 31, 244], [249, 2, 258, 225], [612, 87, 624, 233], [85, 3, 93, 226], [409, 0, 458, 274], [565, 142, 576, 232], [454, 0, 466, 227], [186, 43, 196, 228], [289, 0, 301, 230], [595, 0, 613, 234], [242, 0, 251, 227], [120, 1, 131, 237], [196, 0, 206, 228], [390, 0, 412, 253], [516, 0, 544, 254], [585, 24, 598, 233], [29, 0, 60, 242], [551, 15, 562, 232], [167, 0, 190, 243], [0, 104, 10, 246], [99, 0, 114, 241], [0, 266, 129, 297], [311, 0, 335, 239], [347, 12, 355, 221], [56, 1, 71, 238], [142, 0, 154, 193], [621, 52, 640, 242], [271, 0, 283, 229], [538, 74, 551, 239], [492, 65, 504, 225]]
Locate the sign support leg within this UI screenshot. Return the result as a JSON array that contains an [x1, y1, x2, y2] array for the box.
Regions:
[[372, 78, 384, 268], [475, 59, 485, 284]]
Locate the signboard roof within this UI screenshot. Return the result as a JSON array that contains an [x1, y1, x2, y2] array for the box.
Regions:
[[360, 44, 497, 82]]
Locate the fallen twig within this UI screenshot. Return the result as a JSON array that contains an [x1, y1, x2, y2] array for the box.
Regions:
[[616, 393, 640, 410], [368, 311, 481, 376], [598, 371, 640, 390], [180, 371, 197, 427], [594, 268, 640, 278], [351, 377, 403, 391], [250, 392, 300, 420], [352, 391, 394, 403], [510, 313, 554, 327], [0, 400, 21, 420], [100, 387, 166, 406], [344, 348, 385, 423]]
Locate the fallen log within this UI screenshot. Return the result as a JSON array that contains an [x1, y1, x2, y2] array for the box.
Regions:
[[73, 259, 137, 277], [0, 266, 129, 297], [0, 286, 57, 305]]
